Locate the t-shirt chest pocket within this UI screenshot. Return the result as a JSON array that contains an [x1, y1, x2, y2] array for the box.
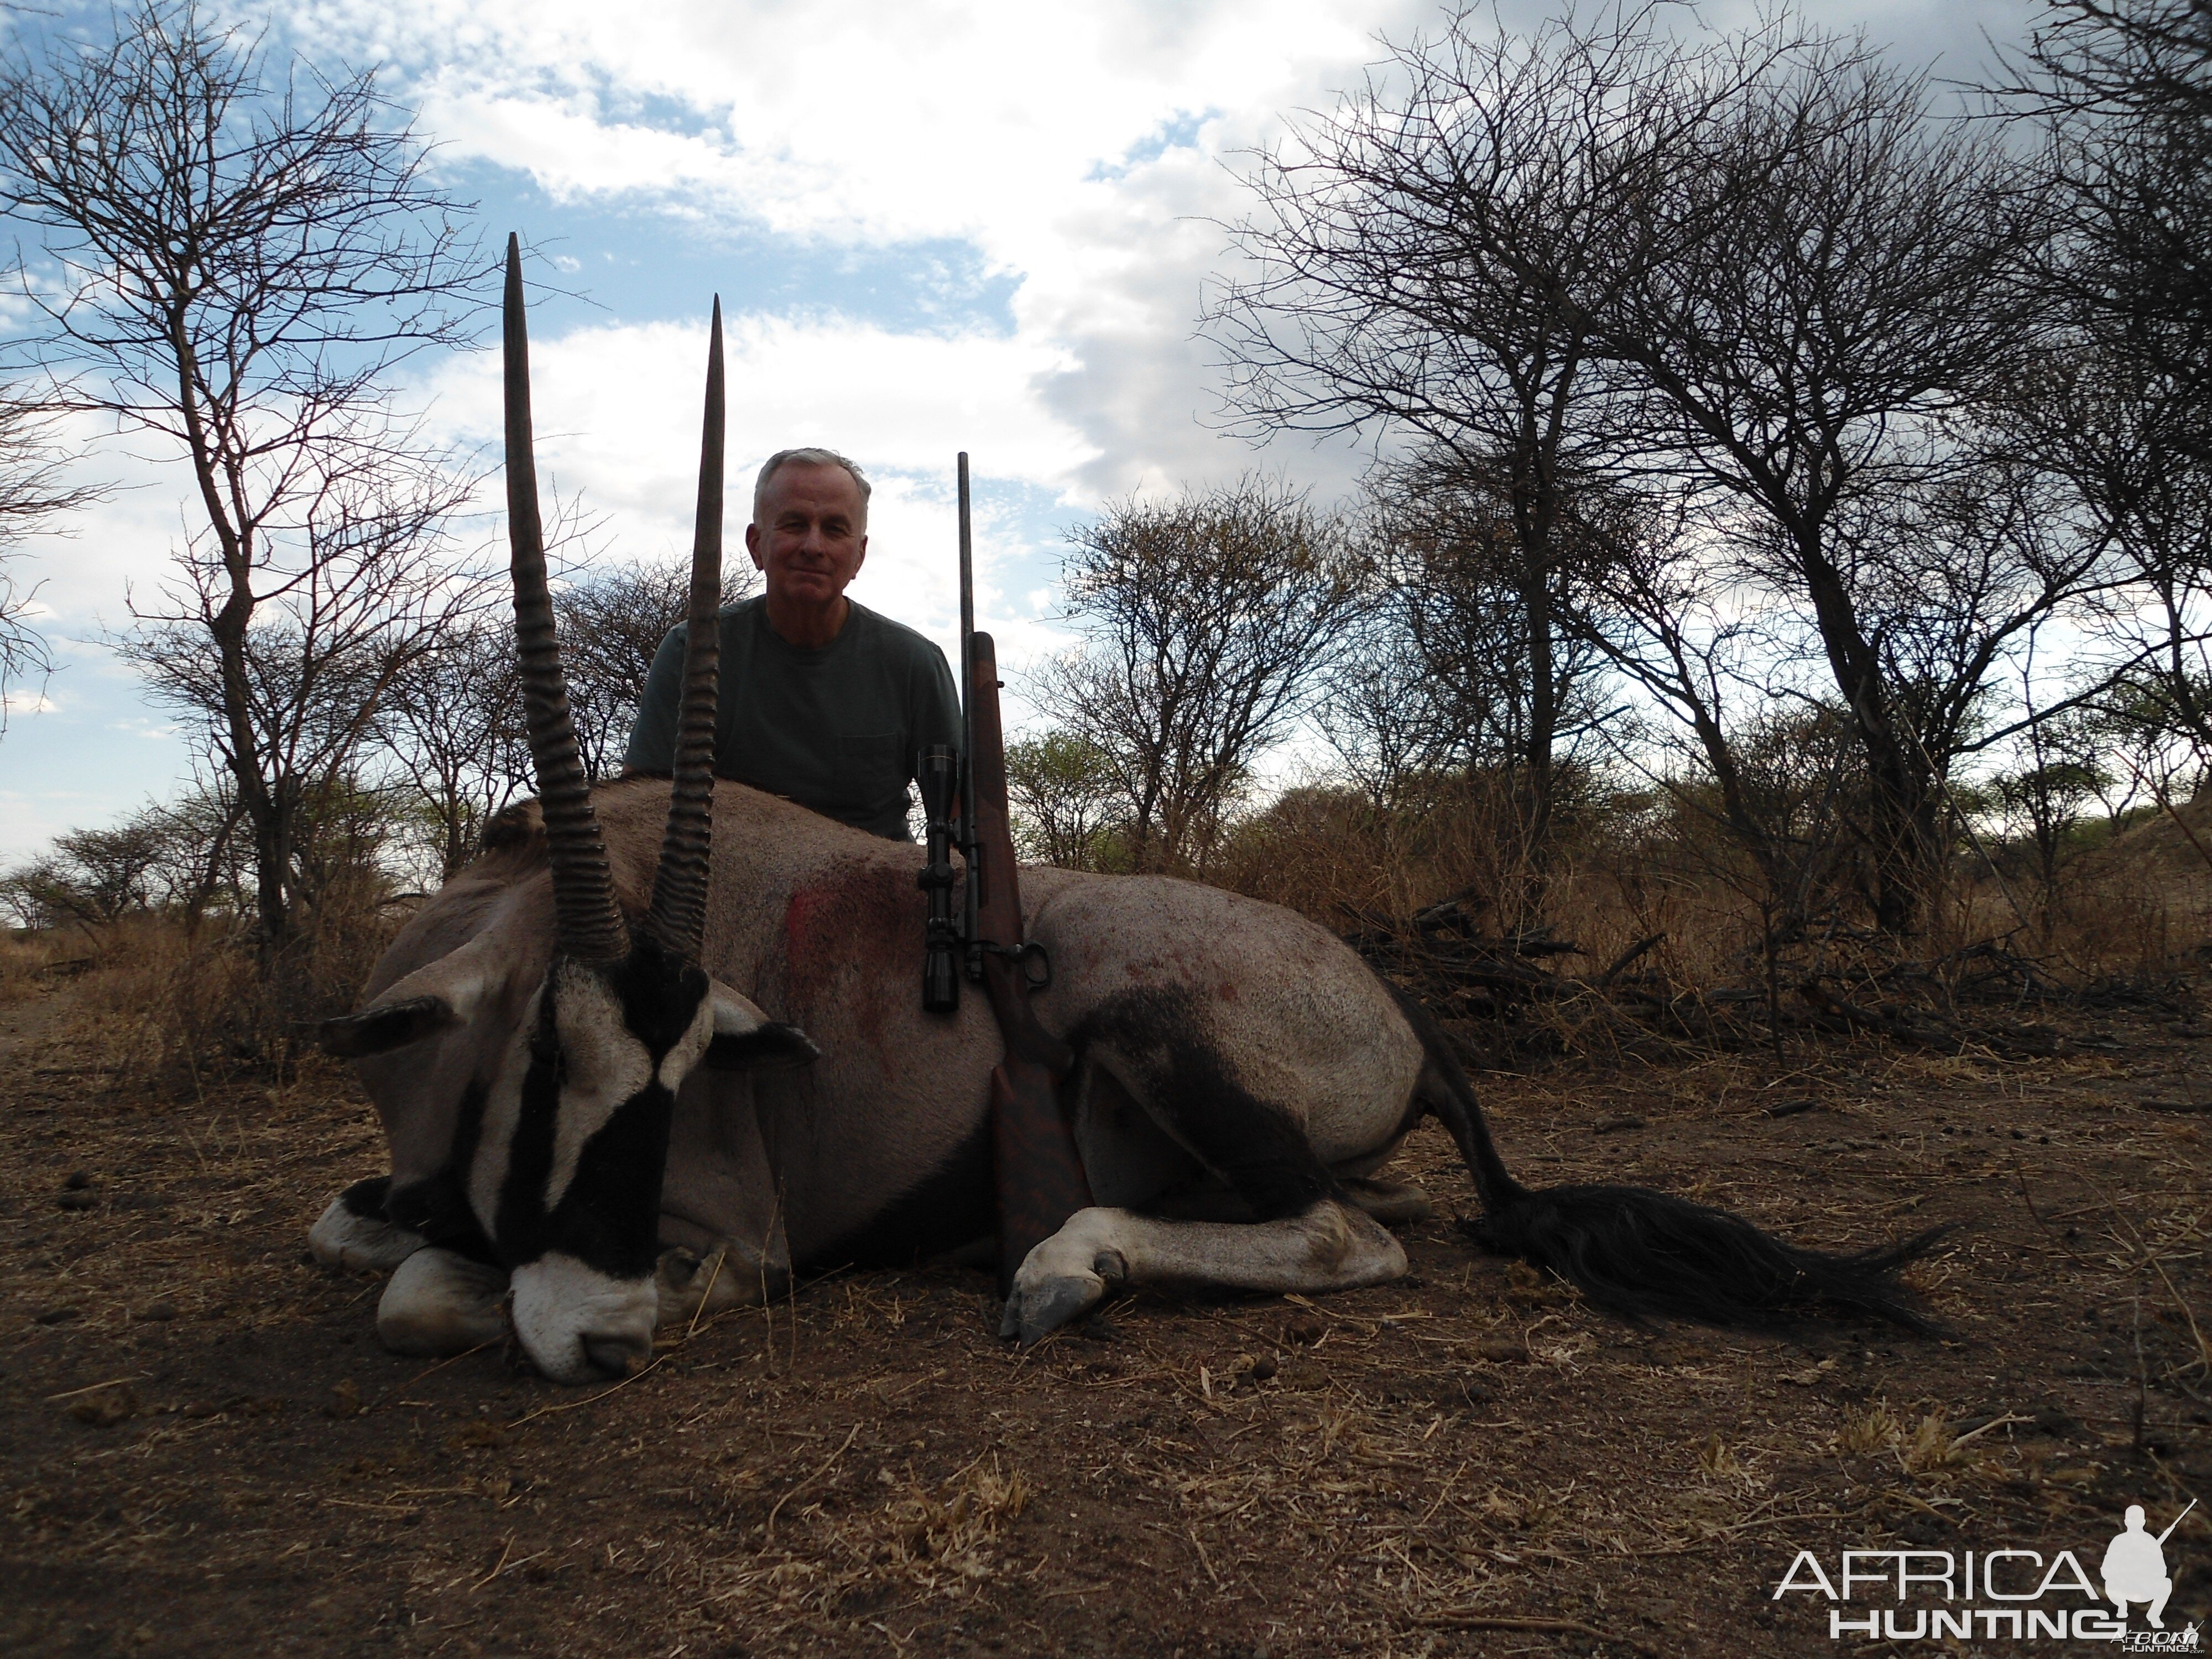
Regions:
[[834, 730, 905, 801]]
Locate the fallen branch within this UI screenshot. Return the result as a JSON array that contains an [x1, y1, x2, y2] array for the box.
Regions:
[[1597, 932, 1665, 988], [1797, 980, 1949, 1047], [1798, 981, 2067, 1059], [1352, 910, 2118, 1068]]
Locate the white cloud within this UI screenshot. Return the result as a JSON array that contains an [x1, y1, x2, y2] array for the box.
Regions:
[[430, 311, 1093, 513], [295, 0, 1408, 245], [275, 0, 2022, 504], [279, 0, 1433, 496]]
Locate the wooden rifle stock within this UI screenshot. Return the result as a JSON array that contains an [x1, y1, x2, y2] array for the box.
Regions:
[[967, 629, 1093, 1296], [947, 453, 1092, 1300]]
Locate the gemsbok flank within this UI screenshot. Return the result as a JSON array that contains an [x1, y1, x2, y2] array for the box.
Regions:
[[309, 236, 1946, 1385]]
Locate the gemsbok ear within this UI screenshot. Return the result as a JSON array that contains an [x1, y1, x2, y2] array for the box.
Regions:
[[703, 980, 820, 1071], [320, 995, 460, 1058], [318, 931, 510, 1059]]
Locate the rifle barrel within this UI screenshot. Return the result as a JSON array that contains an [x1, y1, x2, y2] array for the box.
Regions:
[[957, 453, 979, 974]]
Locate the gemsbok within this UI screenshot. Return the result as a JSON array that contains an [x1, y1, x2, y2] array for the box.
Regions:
[[310, 239, 1942, 1384]]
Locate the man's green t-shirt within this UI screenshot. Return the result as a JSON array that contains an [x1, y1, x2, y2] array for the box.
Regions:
[[623, 597, 961, 841]]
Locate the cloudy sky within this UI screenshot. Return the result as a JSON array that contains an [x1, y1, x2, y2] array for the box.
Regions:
[[0, 0, 2033, 860]]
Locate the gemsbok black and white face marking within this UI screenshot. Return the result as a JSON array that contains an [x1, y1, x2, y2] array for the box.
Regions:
[[476, 941, 704, 1379], [469, 940, 807, 1383], [322, 929, 816, 1383]]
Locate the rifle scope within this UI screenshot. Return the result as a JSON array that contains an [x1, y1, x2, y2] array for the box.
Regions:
[[916, 743, 962, 1013]]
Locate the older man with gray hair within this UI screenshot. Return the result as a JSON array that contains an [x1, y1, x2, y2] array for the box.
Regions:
[[624, 446, 960, 840]]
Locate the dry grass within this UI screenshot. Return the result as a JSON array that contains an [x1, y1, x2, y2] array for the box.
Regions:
[[0, 928, 79, 1004], [1213, 781, 2212, 999], [53, 886, 399, 1097], [1210, 786, 2212, 1095]]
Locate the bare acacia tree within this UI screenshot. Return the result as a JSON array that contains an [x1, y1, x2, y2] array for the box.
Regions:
[[373, 551, 757, 880], [1032, 478, 1360, 874], [375, 609, 529, 882], [1004, 731, 1124, 870], [1991, 705, 2111, 937], [0, 820, 164, 925], [1311, 600, 1453, 810], [1990, 8, 2212, 773], [0, 0, 483, 958], [1574, 431, 2114, 948], [1823, 435, 2120, 782], [1321, 450, 1611, 860], [118, 460, 476, 920], [137, 778, 252, 922], [1572, 491, 1782, 876], [1580, 36, 2052, 933], [2017, 347, 2212, 763], [1995, 0, 2212, 466], [553, 552, 757, 782], [1564, 489, 1870, 1030], [1211, 5, 1793, 860], [1222, 6, 2063, 932]]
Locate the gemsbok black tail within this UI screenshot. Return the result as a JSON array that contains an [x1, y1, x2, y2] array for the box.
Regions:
[[1389, 985, 1951, 1332]]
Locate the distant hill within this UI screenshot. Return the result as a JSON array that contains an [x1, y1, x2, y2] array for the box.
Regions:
[[2052, 791, 2212, 960], [2080, 792, 2212, 885]]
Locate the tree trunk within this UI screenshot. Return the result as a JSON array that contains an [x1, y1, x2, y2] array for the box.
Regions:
[[171, 310, 289, 961], [1503, 344, 1584, 914], [1791, 522, 1931, 935], [1515, 513, 1558, 878]]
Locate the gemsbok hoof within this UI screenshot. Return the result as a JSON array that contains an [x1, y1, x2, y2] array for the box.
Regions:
[[307, 1177, 424, 1274], [376, 1248, 509, 1357], [1000, 1213, 1128, 1345]]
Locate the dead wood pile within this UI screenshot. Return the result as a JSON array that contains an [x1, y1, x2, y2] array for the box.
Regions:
[[1344, 897, 2186, 1069]]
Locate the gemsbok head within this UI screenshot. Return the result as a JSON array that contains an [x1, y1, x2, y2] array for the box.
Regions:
[[319, 237, 814, 1383]]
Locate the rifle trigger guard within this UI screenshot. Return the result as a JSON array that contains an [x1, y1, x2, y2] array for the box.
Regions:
[[982, 939, 1052, 991]]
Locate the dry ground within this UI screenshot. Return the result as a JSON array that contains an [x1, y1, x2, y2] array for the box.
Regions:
[[3, 977, 2210, 1658]]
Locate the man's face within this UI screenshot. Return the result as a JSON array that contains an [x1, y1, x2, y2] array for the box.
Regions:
[[746, 461, 868, 613]]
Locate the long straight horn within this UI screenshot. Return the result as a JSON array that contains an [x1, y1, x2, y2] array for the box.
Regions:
[[645, 297, 724, 957], [504, 232, 628, 963]]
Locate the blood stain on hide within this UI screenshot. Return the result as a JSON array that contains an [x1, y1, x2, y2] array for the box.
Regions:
[[779, 860, 922, 1062]]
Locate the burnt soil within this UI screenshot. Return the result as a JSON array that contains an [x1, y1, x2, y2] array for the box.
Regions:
[[2, 981, 2209, 1658]]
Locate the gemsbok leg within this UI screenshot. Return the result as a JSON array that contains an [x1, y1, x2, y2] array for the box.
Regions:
[[1001, 1198, 1405, 1342], [1001, 983, 1415, 1341]]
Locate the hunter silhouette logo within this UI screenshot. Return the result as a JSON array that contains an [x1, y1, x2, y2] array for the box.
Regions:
[[2105, 1503, 2183, 1626], [2106, 1500, 2194, 1637]]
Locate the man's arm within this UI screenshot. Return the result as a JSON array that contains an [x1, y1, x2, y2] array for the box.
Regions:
[[620, 623, 686, 775], [912, 641, 962, 776]]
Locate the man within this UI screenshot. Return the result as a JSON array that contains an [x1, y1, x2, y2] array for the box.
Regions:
[[624, 447, 961, 840]]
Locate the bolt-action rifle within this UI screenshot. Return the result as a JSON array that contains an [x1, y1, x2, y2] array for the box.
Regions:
[[917, 453, 1093, 1300]]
